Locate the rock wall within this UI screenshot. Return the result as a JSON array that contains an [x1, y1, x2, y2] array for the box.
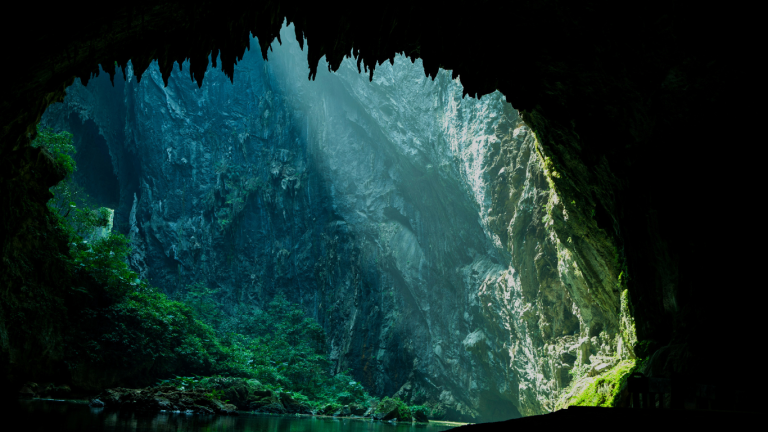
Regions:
[[42, 24, 627, 421]]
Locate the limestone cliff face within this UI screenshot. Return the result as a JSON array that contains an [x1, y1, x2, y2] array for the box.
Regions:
[[42, 25, 626, 421]]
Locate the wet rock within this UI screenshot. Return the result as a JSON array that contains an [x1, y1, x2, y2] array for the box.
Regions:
[[319, 404, 338, 416], [98, 389, 123, 404], [212, 399, 239, 415], [413, 410, 429, 423], [19, 383, 37, 399], [43, 384, 71, 398], [350, 404, 366, 416], [373, 399, 411, 422], [256, 403, 286, 414], [247, 389, 285, 413], [89, 399, 105, 408], [154, 396, 173, 410], [194, 377, 262, 411], [279, 392, 311, 414], [334, 405, 352, 416], [93, 387, 236, 416]]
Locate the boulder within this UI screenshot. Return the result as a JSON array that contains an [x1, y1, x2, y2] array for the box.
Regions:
[[333, 405, 352, 416], [18, 384, 37, 399], [47, 385, 71, 398], [320, 404, 338, 415], [196, 406, 215, 415], [350, 404, 367, 416], [373, 398, 411, 422], [413, 409, 429, 423], [222, 384, 249, 408], [372, 409, 394, 421], [99, 389, 123, 404], [256, 403, 287, 414], [211, 399, 239, 415], [92, 386, 242, 416], [248, 390, 287, 413], [154, 396, 174, 410], [279, 392, 311, 414]]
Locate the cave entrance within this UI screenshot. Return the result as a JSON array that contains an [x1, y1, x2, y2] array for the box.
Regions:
[[31, 20, 597, 424]]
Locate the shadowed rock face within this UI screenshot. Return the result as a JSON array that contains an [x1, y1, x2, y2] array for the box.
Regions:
[[42, 25, 628, 421]]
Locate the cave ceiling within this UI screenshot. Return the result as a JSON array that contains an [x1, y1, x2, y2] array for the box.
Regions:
[[1, 1, 732, 145]]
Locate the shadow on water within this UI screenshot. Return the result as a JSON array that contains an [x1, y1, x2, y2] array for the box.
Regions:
[[13, 400, 460, 432]]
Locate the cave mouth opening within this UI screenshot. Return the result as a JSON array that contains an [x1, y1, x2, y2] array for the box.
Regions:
[[29, 20, 615, 424]]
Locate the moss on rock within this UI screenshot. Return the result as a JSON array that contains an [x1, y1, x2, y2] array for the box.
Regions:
[[556, 359, 637, 409], [373, 397, 412, 421]]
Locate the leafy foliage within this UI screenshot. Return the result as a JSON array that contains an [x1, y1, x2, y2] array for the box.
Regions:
[[31, 126, 108, 238], [180, 281, 223, 327], [235, 294, 330, 395], [375, 397, 412, 421], [178, 291, 375, 406], [318, 373, 372, 407], [28, 127, 227, 386], [32, 126, 75, 174], [33, 126, 377, 408], [410, 405, 430, 421]]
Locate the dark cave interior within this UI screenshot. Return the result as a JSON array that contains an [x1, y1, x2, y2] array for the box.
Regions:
[[0, 0, 759, 427], [64, 115, 121, 210]]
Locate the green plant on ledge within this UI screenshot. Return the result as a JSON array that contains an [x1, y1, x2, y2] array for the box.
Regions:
[[557, 359, 640, 409], [205, 388, 229, 403]]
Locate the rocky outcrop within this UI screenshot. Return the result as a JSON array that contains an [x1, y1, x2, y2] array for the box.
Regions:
[[18, 382, 72, 400], [94, 387, 238, 415], [372, 398, 411, 421], [41, 24, 630, 421]]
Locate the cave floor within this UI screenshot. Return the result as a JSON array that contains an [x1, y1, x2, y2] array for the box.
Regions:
[[453, 406, 758, 431]]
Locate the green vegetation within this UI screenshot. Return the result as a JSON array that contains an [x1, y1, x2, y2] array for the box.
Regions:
[[567, 359, 638, 407], [33, 127, 215, 380], [31, 126, 435, 416], [32, 126, 111, 239], [617, 288, 639, 361], [374, 397, 412, 421], [557, 284, 642, 410], [409, 404, 430, 421], [32, 127, 375, 408], [33, 126, 76, 174]]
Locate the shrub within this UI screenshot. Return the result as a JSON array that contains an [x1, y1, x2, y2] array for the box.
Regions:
[[375, 397, 412, 421]]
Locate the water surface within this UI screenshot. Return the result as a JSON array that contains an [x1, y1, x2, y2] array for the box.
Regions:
[[13, 400, 462, 432]]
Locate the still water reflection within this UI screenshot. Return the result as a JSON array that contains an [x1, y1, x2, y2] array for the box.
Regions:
[[14, 400, 460, 432]]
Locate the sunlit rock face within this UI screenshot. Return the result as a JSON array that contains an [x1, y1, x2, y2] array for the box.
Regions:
[[42, 25, 622, 421]]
